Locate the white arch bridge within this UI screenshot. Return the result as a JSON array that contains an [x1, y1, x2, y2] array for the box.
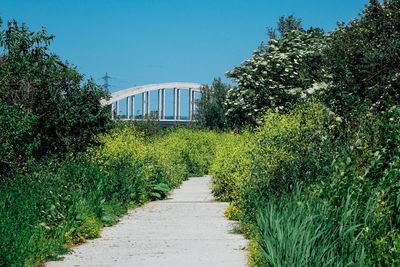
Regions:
[[101, 82, 203, 126]]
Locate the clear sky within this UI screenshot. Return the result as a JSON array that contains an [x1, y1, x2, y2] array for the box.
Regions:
[[1, 0, 369, 92]]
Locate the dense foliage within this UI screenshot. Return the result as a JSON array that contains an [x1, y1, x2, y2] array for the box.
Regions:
[[195, 78, 230, 130], [0, 126, 218, 266], [0, 102, 38, 181], [225, 28, 326, 126], [325, 0, 400, 116], [209, 0, 400, 266], [0, 19, 109, 164]]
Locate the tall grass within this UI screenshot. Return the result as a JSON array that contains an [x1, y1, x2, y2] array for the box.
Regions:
[[255, 191, 371, 266]]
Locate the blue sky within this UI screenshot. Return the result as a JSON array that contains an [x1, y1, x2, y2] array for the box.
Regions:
[[1, 0, 368, 92]]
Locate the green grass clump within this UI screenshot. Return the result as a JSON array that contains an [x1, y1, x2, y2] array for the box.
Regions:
[[255, 192, 370, 266]]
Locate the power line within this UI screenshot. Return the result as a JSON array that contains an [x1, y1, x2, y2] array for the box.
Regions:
[[101, 72, 112, 91]]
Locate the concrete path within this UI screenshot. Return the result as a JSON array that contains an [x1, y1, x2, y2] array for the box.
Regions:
[[46, 176, 248, 267]]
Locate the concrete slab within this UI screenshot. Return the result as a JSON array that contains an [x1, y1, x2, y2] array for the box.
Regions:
[[46, 176, 248, 267]]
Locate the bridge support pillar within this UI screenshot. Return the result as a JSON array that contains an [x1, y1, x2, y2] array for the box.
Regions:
[[142, 92, 150, 119], [142, 93, 145, 118], [131, 96, 135, 120], [126, 96, 130, 120], [192, 90, 195, 119], [173, 88, 177, 120], [116, 100, 120, 119], [189, 89, 193, 120], [162, 89, 166, 119], [173, 88, 181, 121], [158, 89, 165, 120], [192, 90, 196, 119], [178, 90, 181, 119], [147, 91, 151, 116], [111, 102, 115, 120]]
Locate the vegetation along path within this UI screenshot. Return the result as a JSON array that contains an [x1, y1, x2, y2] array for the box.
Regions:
[[46, 176, 248, 267]]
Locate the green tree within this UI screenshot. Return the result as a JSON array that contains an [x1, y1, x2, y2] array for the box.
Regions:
[[196, 78, 230, 130], [226, 28, 327, 126], [0, 19, 110, 159], [325, 0, 400, 116], [267, 15, 303, 40]]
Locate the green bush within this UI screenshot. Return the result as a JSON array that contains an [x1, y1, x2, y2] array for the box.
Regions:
[[249, 102, 334, 195], [0, 159, 107, 266], [212, 102, 339, 221], [0, 101, 38, 181], [210, 132, 253, 202], [176, 129, 218, 176]]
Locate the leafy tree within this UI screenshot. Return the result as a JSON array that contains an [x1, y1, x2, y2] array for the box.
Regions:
[[267, 15, 303, 40], [196, 78, 230, 130], [0, 19, 110, 159], [325, 0, 400, 116], [225, 28, 327, 126]]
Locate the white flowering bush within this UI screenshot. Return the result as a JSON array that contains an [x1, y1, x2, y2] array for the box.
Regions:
[[225, 29, 327, 126]]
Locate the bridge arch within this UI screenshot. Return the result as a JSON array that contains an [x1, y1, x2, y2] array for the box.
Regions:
[[101, 82, 203, 123]]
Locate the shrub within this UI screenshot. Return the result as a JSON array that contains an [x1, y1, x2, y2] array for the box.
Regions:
[[177, 129, 218, 176], [0, 101, 38, 181], [151, 130, 190, 188], [210, 132, 253, 202], [212, 102, 339, 222]]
